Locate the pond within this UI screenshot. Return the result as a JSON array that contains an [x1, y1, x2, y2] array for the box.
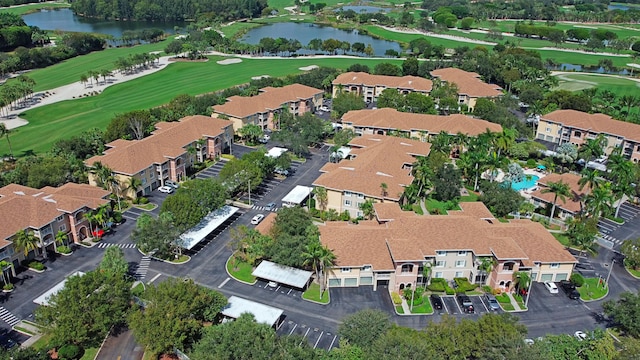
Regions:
[[240, 22, 401, 56], [22, 8, 184, 40], [549, 63, 630, 75], [608, 4, 629, 10], [335, 5, 389, 13]]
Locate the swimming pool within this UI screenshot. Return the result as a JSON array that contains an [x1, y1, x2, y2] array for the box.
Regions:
[[509, 175, 540, 191]]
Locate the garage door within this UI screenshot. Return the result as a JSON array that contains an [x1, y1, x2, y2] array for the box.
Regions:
[[360, 276, 373, 285], [540, 274, 554, 282], [555, 273, 568, 281], [328, 278, 342, 287], [344, 278, 358, 287]]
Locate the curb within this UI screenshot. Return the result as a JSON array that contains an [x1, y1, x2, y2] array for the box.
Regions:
[[580, 285, 609, 302], [224, 255, 257, 285], [137, 249, 191, 265], [625, 266, 640, 280]]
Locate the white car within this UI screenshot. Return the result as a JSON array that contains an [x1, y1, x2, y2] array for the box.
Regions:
[[251, 214, 265, 225], [574, 331, 587, 341], [158, 186, 174, 194], [319, 105, 329, 112], [267, 281, 278, 288], [544, 281, 559, 294], [165, 180, 180, 189]]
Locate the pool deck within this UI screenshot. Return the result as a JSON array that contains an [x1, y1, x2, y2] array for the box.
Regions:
[[519, 168, 547, 196]]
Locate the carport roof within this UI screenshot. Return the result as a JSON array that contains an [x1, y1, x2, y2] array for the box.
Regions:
[[33, 271, 85, 306], [252, 260, 313, 288], [222, 296, 283, 326], [281, 186, 313, 205], [179, 205, 239, 250]]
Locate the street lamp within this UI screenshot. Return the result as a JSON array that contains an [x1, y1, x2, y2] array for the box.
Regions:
[[605, 258, 615, 288], [248, 178, 251, 206]]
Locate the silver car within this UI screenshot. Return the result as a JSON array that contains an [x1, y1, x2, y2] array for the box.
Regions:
[[485, 294, 500, 311]]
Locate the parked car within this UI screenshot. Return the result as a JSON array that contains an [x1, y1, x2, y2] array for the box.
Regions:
[[158, 185, 174, 194], [560, 280, 581, 300], [430, 294, 443, 310], [275, 167, 289, 176], [574, 331, 587, 341], [319, 105, 329, 112], [251, 214, 265, 225], [485, 294, 500, 311], [265, 202, 276, 211], [457, 294, 474, 313], [0, 336, 16, 350], [524, 338, 535, 346], [267, 281, 278, 288], [259, 134, 270, 144], [165, 180, 180, 189], [544, 281, 559, 294]]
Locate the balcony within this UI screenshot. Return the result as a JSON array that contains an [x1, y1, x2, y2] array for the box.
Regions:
[[376, 273, 391, 279]]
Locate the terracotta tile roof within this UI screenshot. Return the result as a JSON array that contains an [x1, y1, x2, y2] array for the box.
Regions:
[[86, 115, 232, 175], [332, 72, 433, 92], [430, 68, 503, 97], [449, 202, 495, 219], [342, 108, 502, 135], [0, 183, 110, 242], [313, 135, 431, 201], [530, 173, 586, 214], [319, 202, 575, 270], [212, 84, 323, 118], [373, 202, 413, 221], [255, 212, 277, 236], [542, 109, 640, 143]]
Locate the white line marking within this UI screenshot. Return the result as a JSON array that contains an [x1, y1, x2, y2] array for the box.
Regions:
[[218, 277, 230, 288], [327, 335, 338, 350], [478, 296, 490, 312], [300, 327, 311, 346], [288, 323, 298, 336], [313, 331, 324, 349], [287, 288, 292, 295], [147, 273, 161, 284]]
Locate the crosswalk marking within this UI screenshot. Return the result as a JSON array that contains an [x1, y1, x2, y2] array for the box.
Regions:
[[97, 243, 137, 249], [252, 205, 279, 212], [0, 307, 20, 327], [600, 233, 622, 245], [134, 256, 151, 281]]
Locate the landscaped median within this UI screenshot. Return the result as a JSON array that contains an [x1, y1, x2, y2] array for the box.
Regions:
[[578, 277, 609, 301], [302, 283, 330, 304], [226, 255, 257, 284]]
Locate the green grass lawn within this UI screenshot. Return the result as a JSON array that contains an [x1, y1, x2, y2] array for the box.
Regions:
[[552, 232, 571, 247], [578, 277, 608, 301], [131, 282, 145, 297], [411, 203, 423, 215], [6, 56, 403, 156], [408, 296, 433, 314], [134, 203, 157, 211], [0, 2, 70, 16], [302, 282, 330, 304], [425, 197, 460, 214], [170, 254, 190, 263], [554, 73, 640, 97], [226, 257, 256, 283], [460, 192, 479, 202], [80, 347, 99, 360], [625, 264, 640, 278], [395, 305, 404, 314]]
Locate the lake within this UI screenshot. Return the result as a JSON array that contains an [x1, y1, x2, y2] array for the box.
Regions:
[[240, 22, 401, 56], [608, 4, 629, 10], [22, 8, 184, 39]]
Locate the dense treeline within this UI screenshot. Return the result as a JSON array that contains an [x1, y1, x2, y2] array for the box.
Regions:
[[0, 0, 42, 6], [70, 0, 268, 21], [0, 13, 44, 51]]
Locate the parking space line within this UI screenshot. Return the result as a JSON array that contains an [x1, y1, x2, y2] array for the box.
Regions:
[[313, 331, 324, 349], [275, 285, 281, 292], [299, 327, 311, 346], [441, 298, 449, 314], [218, 277, 230, 288], [328, 335, 338, 350], [287, 288, 292, 295], [288, 323, 298, 336], [454, 298, 463, 313], [478, 296, 490, 312]]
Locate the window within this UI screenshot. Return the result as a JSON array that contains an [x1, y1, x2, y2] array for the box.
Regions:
[[436, 251, 446, 256], [362, 265, 372, 272], [344, 191, 352, 197], [546, 127, 551, 133], [401, 264, 414, 273], [140, 170, 146, 176], [455, 271, 463, 278], [341, 268, 351, 273], [59, 224, 66, 231], [344, 200, 351, 206], [357, 211, 363, 218], [436, 261, 446, 268], [434, 272, 443, 278], [457, 251, 467, 256], [574, 130, 582, 137], [357, 193, 364, 199], [455, 260, 466, 268], [550, 263, 560, 269], [56, 215, 64, 222]]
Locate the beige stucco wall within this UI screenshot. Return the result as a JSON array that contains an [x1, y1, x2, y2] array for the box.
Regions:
[[536, 120, 563, 143], [532, 263, 574, 282]]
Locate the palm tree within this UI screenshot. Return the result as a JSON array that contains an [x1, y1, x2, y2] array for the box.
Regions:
[[578, 168, 601, 191], [0, 123, 13, 160], [578, 134, 606, 162], [541, 180, 571, 220], [13, 229, 40, 258], [411, 156, 432, 197], [125, 177, 143, 199], [312, 187, 328, 211], [55, 230, 69, 248], [513, 271, 531, 293], [478, 257, 497, 285], [80, 74, 88, 88], [430, 131, 452, 155], [607, 150, 635, 218], [106, 174, 122, 211], [302, 241, 324, 285], [83, 212, 96, 236], [485, 151, 507, 183], [359, 199, 375, 219], [318, 245, 336, 295], [584, 182, 613, 220], [380, 183, 388, 198], [494, 128, 518, 157]]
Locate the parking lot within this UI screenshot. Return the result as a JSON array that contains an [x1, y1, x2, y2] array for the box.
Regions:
[[433, 295, 497, 316], [184, 210, 244, 256], [276, 318, 339, 350], [255, 279, 304, 298]]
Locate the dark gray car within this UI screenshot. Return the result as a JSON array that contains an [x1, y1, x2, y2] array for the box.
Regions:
[[485, 294, 500, 311]]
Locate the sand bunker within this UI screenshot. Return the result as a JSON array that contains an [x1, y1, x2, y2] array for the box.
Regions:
[[217, 58, 243, 65], [251, 75, 271, 80], [299, 65, 319, 71]]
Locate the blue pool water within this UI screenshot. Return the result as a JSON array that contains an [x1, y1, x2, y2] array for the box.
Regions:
[[510, 175, 540, 191]]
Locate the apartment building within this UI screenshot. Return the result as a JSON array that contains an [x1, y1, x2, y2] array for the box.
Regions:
[[86, 115, 233, 198], [536, 109, 640, 162], [212, 84, 323, 131], [319, 202, 576, 292], [430, 68, 503, 111], [312, 135, 431, 218], [331, 72, 433, 102], [341, 108, 502, 140], [529, 173, 586, 219], [0, 183, 110, 267]]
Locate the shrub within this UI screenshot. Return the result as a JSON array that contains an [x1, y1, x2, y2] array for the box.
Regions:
[[58, 343, 83, 360], [3, 283, 13, 291], [454, 277, 477, 292], [482, 285, 492, 293], [139, 197, 149, 204], [28, 261, 45, 271], [571, 273, 585, 287], [427, 278, 446, 292], [496, 293, 511, 303], [391, 292, 402, 305], [57, 246, 72, 254], [445, 286, 455, 295], [526, 159, 537, 168], [113, 211, 123, 223]]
